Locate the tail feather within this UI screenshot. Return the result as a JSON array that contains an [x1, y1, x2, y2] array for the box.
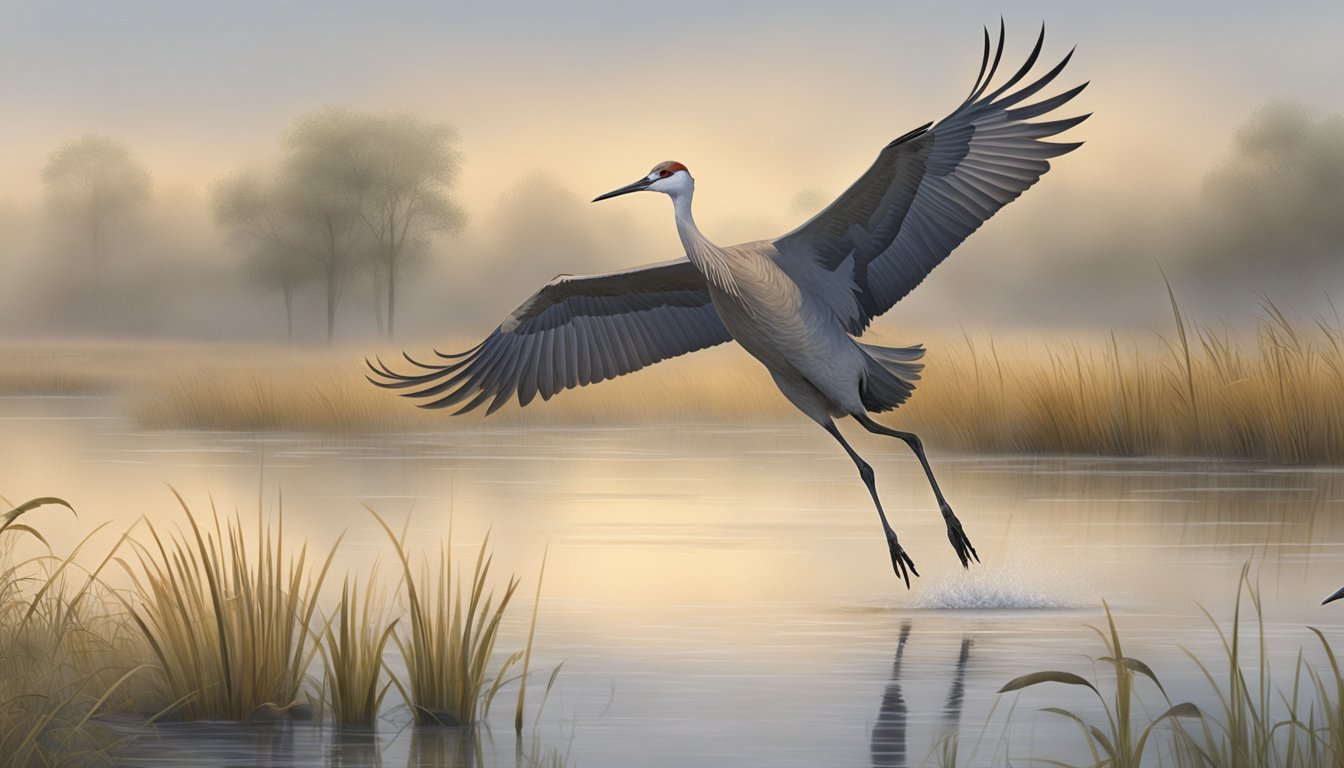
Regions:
[[858, 342, 924, 413]]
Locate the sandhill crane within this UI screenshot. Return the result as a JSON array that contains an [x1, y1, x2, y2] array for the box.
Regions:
[[369, 22, 1088, 587]]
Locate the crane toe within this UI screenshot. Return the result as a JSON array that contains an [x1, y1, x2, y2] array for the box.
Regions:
[[942, 503, 979, 569], [886, 530, 920, 589]]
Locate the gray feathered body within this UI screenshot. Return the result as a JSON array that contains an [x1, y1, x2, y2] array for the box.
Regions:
[[684, 234, 923, 423]]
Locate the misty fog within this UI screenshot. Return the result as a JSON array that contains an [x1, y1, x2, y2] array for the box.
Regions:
[[2, 99, 1339, 345]]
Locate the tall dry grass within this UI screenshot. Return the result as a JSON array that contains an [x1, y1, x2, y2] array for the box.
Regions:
[[0, 497, 147, 767], [3, 487, 556, 760], [119, 490, 339, 721], [371, 509, 527, 727], [319, 573, 397, 727], [7, 296, 1342, 462], [899, 297, 1344, 463]]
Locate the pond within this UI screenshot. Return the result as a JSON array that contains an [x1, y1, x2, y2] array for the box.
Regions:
[[5, 395, 1344, 766]]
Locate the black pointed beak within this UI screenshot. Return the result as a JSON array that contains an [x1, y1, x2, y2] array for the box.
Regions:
[[592, 177, 653, 202], [1324, 585, 1344, 605]]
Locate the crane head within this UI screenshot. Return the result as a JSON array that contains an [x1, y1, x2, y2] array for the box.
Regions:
[[592, 161, 692, 202]]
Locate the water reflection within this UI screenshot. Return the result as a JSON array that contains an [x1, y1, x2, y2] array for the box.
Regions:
[[937, 636, 973, 760], [408, 726, 480, 768], [870, 622, 911, 767], [115, 721, 324, 767], [330, 728, 382, 768], [870, 624, 973, 768]]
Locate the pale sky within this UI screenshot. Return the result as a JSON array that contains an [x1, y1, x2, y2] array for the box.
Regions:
[[1, 0, 1341, 337]]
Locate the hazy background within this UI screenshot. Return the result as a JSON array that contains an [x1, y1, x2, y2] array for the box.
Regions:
[[1, 0, 1341, 344]]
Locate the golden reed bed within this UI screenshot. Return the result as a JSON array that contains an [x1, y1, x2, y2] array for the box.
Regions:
[[4, 301, 1342, 463]]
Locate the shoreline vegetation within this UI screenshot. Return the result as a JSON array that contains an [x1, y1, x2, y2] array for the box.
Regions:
[[6, 493, 1344, 766], [0, 494, 556, 767], [3, 297, 1343, 463]]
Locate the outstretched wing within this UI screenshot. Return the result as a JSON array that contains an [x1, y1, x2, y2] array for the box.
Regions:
[[368, 259, 731, 414], [772, 22, 1089, 333]]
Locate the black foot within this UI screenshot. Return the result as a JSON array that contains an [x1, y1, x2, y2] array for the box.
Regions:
[[886, 529, 919, 589], [942, 503, 979, 569]]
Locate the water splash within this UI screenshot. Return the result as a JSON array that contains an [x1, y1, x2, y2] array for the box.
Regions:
[[914, 565, 1092, 610]]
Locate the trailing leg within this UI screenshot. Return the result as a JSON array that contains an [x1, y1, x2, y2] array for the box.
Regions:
[[821, 420, 918, 587], [855, 415, 979, 569]]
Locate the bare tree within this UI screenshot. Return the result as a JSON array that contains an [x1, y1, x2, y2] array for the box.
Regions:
[[281, 108, 370, 344], [355, 113, 465, 339], [41, 135, 151, 292], [212, 107, 465, 343], [212, 171, 316, 342]]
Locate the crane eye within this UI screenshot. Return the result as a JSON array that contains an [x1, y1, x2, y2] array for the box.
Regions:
[[658, 169, 671, 178]]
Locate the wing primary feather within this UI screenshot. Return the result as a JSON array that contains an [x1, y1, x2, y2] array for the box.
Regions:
[[516, 334, 541, 407], [591, 322, 618, 384], [606, 315, 637, 375], [983, 23, 1045, 102], [453, 343, 516, 413], [969, 18, 1007, 103], [369, 350, 480, 390], [434, 341, 485, 360], [483, 338, 525, 415], [366, 356, 403, 380], [537, 331, 556, 401], [411, 338, 506, 401], [404, 350, 448, 371], [575, 317, 593, 385], [366, 358, 441, 388], [406, 350, 474, 377], [1020, 113, 1092, 137], [1005, 82, 1089, 120], [967, 25, 992, 102], [622, 314, 655, 365], [553, 324, 571, 394], [1033, 139, 1086, 157], [995, 48, 1076, 109], [885, 122, 934, 149], [452, 385, 499, 416]]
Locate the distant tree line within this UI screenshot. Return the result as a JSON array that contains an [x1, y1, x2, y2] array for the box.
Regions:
[[36, 108, 464, 342], [41, 135, 152, 300], [212, 107, 466, 342]]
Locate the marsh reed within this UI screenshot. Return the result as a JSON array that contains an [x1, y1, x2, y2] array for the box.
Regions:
[[6, 291, 1338, 462], [1000, 565, 1344, 766], [1, 487, 554, 767], [119, 490, 339, 721], [900, 297, 1344, 463], [0, 497, 145, 767], [371, 509, 525, 727]]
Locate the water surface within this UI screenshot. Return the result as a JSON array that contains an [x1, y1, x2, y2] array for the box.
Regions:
[[5, 396, 1344, 766]]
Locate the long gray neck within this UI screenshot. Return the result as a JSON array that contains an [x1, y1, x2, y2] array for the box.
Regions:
[[671, 190, 741, 300]]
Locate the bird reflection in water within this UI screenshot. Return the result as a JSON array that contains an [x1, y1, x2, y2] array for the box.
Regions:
[[871, 623, 974, 767]]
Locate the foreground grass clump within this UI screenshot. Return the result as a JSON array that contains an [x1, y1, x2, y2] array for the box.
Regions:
[[1, 488, 557, 766], [120, 490, 339, 721], [1001, 566, 1344, 766], [106, 492, 550, 730], [1, 497, 144, 767], [371, 509, 526, 727], [319, 573, 397, 727]]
